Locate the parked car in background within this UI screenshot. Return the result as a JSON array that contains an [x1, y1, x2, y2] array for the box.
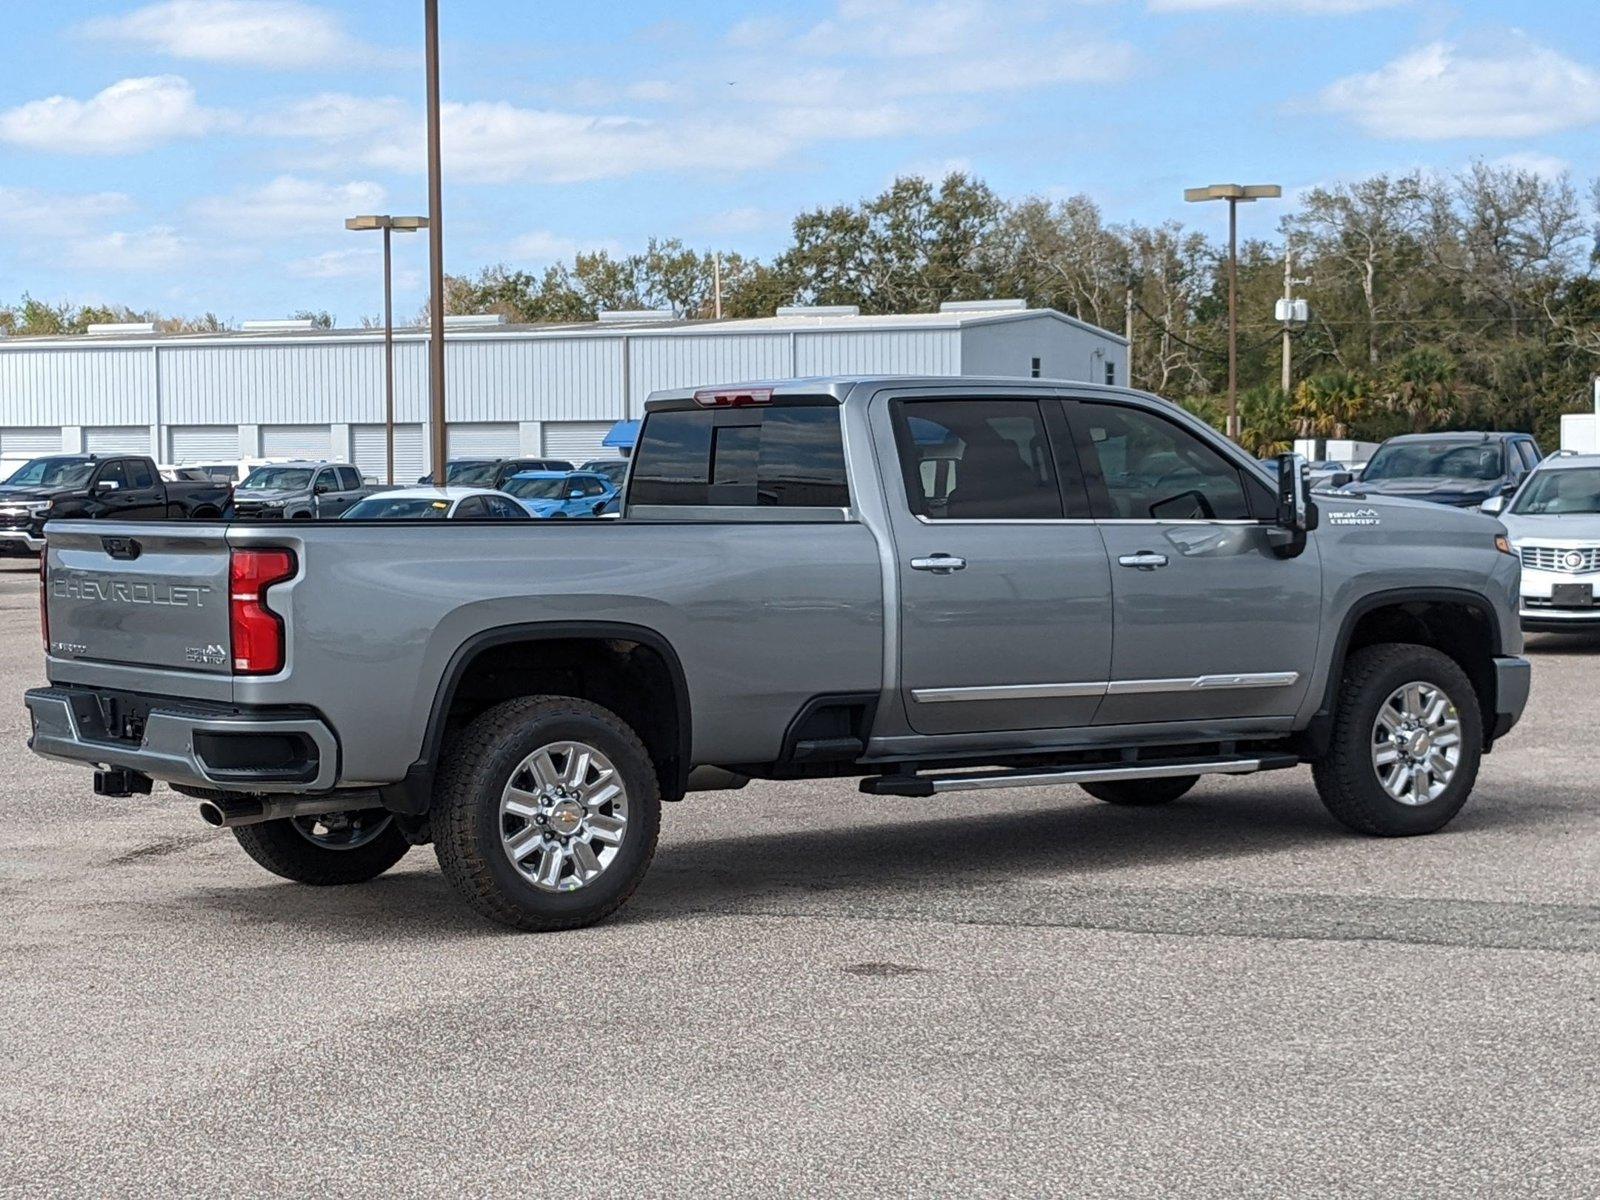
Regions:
[[579, 459, 629, 487], [1307, 460, 1355, 490], [232, 462, 376, 520], [342, 487, 530, 521], [1483, 451, 1600, 631], [417, 458, 575, 488], [171, 457, 289, 485], [502, 469, 619, 518], [0, 454, 231, 554], [1339, 431, 1542, 508]]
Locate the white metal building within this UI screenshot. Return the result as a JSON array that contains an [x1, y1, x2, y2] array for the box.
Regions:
[[0, 301, 1127, 483]]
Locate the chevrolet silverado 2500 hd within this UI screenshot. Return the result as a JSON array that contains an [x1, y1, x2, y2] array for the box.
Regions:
[[26, 377, 1531, 931]]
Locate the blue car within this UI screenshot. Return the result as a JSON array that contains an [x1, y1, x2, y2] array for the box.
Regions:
[[503, 470, 619, 518]]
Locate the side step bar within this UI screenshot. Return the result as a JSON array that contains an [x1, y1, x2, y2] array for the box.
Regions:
[[860, 754, 1300, 798]]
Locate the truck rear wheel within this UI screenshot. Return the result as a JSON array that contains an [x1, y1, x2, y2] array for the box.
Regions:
[[431, 696, 661, 932], [1080, 775, 1199, 806], [1312, 643, 1483, 837], [232, 811, 410, 885]]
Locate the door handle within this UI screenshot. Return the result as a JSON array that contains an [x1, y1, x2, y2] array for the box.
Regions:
[[911, 554, 967, 574], [1118, 551, 1168, 570]]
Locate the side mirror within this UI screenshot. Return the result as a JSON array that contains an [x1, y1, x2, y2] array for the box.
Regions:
[[96, 479, 121, 492], [1501, 480, 1519, 496], [313, 481, 331, 495], [1269, 452, 1316, 559], [1330, 471, 1353, 489], [1479, 495, 1506, 516]]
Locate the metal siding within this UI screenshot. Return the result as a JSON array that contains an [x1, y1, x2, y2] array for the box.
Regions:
[[959, 316, 1127, 384], [261, 424, 333, 460], [793, 330, 959, 378], [447, 423, 520, 457], [353, 424, 425, 484], [163, 343, 385, 425], [542, 422, 616, 464], [84, 426, 149, 455], [625, 334, 792, 413], [0, 347, 152, 426], [447, 337, 624, 422], [168, 425, 240, 462]]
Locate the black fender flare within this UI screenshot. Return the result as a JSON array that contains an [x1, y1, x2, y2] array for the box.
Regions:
[[380, 620, 693, 815]]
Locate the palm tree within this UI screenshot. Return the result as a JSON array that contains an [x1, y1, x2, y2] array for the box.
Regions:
[[1383, 346, 1462, 433], [1293, 370, 1371, 439]]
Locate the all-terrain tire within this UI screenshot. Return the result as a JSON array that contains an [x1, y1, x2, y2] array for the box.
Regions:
[[1080, 775, 1200, 806], [232, 812, 410, 885], [1311, 642, 1483, 837], [432, 696, 662, 932]]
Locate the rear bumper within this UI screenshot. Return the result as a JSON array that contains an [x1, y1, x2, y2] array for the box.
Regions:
[[24, 686, 338, 792], [1491, 655, 1532, 741]]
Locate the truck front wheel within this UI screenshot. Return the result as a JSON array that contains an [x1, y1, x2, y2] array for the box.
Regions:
[[232, 811, 410, 885], [1312, 643, 1483, 836], [431, 696, 662, 932]]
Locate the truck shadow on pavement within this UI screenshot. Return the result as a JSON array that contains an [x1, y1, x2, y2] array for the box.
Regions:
[[189, 781, 1572, 945]]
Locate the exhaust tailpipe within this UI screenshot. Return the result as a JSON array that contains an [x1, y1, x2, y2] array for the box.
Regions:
[[198, 795, 371, 829]]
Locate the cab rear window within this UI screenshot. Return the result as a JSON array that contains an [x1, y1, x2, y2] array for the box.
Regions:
[[628, 403, 848, 508]]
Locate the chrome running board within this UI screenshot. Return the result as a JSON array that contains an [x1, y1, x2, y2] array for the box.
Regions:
[[860, 754, 1299, 798]]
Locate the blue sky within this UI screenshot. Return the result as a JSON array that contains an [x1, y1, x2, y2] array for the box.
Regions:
[[2, 0, 1597, 325]]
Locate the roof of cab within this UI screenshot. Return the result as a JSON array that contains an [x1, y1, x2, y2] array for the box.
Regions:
[[641, 374, 1158, 411]]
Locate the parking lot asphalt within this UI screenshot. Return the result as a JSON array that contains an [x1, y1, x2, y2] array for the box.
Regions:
[[1, 557, 1597, 1198]]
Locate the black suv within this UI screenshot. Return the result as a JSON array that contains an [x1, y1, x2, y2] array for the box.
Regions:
[[1338, 432, 1543, 508]]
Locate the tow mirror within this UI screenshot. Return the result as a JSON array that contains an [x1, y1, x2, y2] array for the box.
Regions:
[[1479, 495, 1506, 516], [1268, 452, 1316, 559]]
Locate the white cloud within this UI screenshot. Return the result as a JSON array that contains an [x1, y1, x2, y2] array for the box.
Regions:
[[287, 248, 375, 279], [258, 93, 408, 141], [1487, 152, 1572, 181], [1151, 0, 1402, 11], [192, 175, 387, 231], [63, 227, 195, 272], [0, 76, 217, 154], [505, 230, 625, 263], [0, 186, 133, 234], [1319, 39, 1600, 139], [81, 1, 369, 70]]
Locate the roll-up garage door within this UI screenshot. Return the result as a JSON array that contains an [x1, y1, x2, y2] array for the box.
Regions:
[[168, 425, 240, 463], [261, 424, 333, 461], [353, 424, 426, 484], [0, 428, 63, 458], [85, 426, 151, 456], [447, 423, 520, 458], [542, 421, 616, 466]]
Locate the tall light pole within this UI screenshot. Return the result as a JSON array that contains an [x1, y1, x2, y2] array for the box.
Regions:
[[424, 0, 448, 481], [345, 215, 427, 484], [1184, 183, 1281, 441]]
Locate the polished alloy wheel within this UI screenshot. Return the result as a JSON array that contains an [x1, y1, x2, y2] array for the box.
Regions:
[[291, 810, 394, 850], [498, 741, 629, 892], [1370, 681, 1462, 806]]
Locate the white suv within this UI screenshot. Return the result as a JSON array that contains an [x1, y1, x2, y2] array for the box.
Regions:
[[1486, 451, 1600, 631]]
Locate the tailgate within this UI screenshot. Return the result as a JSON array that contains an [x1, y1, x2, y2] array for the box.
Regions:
[[45, 522, 234, 675]]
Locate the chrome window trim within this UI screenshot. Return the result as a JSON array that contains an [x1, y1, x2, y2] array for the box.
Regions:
[[912, 514, 1263, 527], [912, 672, 1299, 704]]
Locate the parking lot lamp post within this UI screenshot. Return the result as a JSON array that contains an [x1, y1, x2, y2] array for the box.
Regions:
[[346, 215, 428, 484], [1184, 183, 1281, 441], [425, 0, 448, 483]]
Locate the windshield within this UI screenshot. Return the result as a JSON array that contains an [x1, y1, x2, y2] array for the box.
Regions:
[[584, 461, 627, 482], [449, 463, 499, 486], [1510, 468, 1600, 516], [1362, 441, 1504, 483], [505, 477, 565, 500], [344, 496, 453, 519], [5, 458, 95, 488], [240, 467, 313, 491]]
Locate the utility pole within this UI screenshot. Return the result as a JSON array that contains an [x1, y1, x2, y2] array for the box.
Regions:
[[713, 252, 723, 320], [424, 0, 448, 482], [1124, 283, 1134, 377], [1281, 246, 1294, 397]]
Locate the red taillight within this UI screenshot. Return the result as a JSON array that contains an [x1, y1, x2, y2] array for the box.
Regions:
[[693, 387, 773, 408], [230, 549, 295, 675], [39, 553, 49, 653]]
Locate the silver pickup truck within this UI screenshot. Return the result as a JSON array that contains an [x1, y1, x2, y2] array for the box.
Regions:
[[26, 376, 1531, 931]]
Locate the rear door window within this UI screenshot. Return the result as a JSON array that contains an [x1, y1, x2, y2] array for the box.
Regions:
[[127, 460, 155, 489], [889, 399, 1081, 520], [628, 403, 849, 508]]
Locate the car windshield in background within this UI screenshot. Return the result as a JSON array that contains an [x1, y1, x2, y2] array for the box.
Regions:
[[239, 467, 313, 491], [6, 459, 95, 488], [1362, 442, 1503, 482], [1511, 468, 1600, 515], [344, 496, 453, 519], [450, 464, 499, 486], [505, 477, 565, 500]]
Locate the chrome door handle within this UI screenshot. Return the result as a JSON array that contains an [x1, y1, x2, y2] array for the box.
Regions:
[[911, 554, 967, 574], [1118, 552, 1168, 570]]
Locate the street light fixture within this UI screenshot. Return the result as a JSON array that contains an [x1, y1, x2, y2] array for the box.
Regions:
[[345, 214, 428, 485], [1184, 183, 1281, 441]]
